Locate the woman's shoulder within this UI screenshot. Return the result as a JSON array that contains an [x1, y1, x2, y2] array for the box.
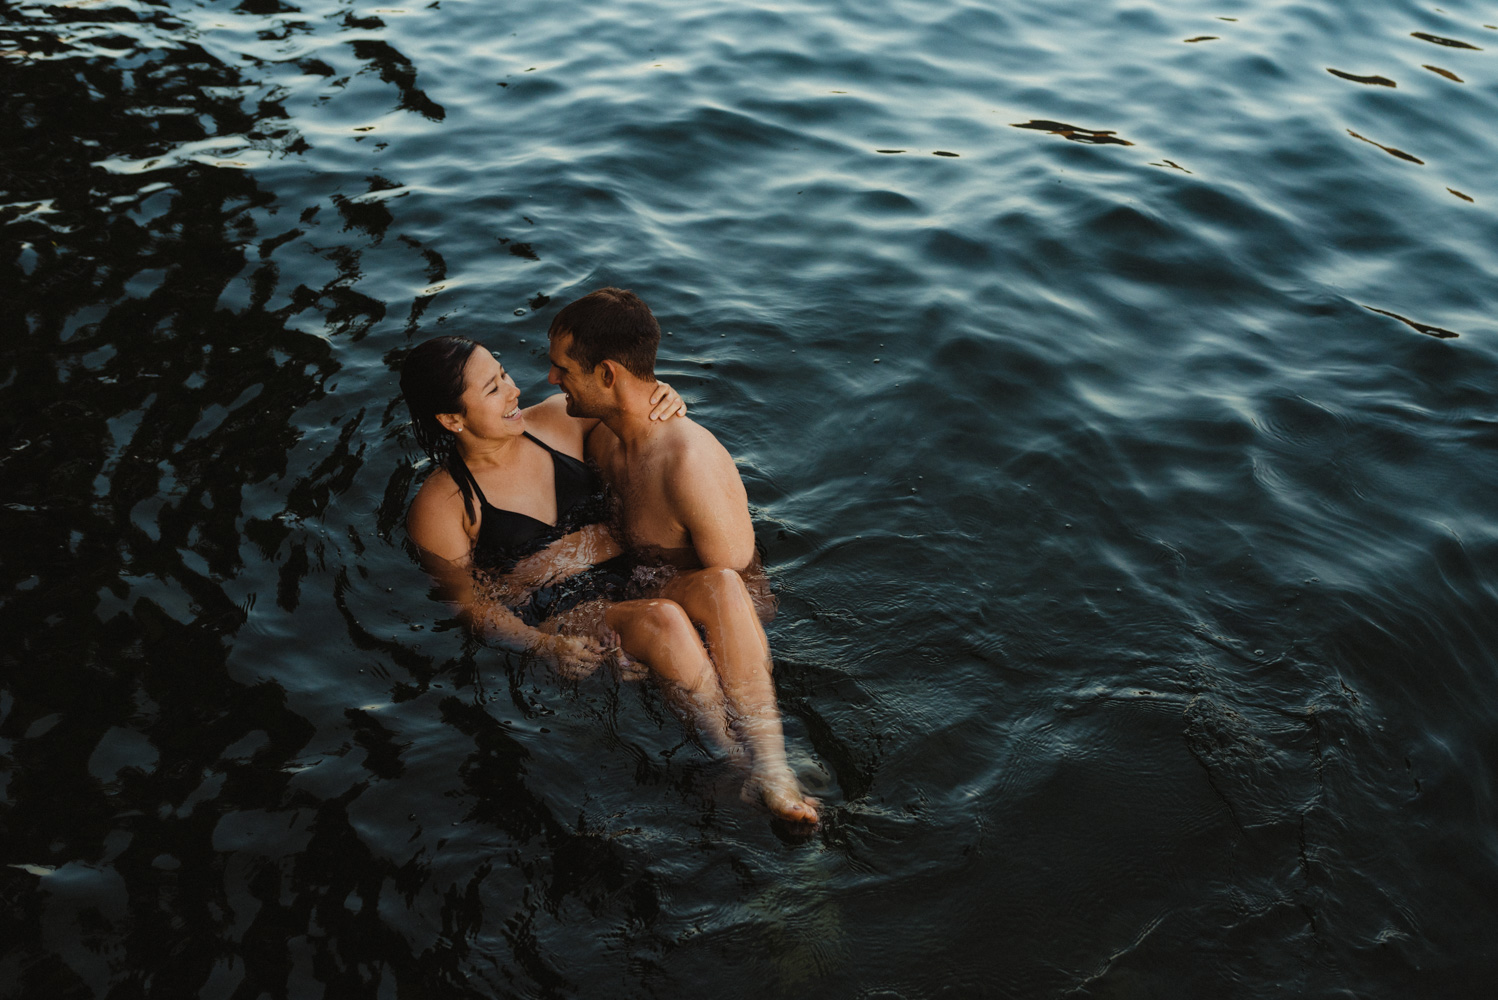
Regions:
[[523, 391, 573, 426], [407, 465, 478, 558], [410, 463, 460, 507], [523, 393, 591, 454]]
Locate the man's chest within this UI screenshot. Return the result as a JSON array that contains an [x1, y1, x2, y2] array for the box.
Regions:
[[597, 450, 687, 548]]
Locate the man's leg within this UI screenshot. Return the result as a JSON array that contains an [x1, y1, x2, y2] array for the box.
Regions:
[[661, 568, 819, 824]]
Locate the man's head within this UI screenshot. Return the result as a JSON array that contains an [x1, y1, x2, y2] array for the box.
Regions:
[[548, 287, 660, 378], [547, 287, 660, 417]]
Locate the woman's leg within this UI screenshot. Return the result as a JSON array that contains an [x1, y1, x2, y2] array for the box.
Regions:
[[604, 599, 734, 752], [660, 568, 819, 825]]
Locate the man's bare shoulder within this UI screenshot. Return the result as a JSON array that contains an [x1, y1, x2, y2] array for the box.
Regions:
[[585, 418, 621, 466], [649, 417, 753, 568], [652, 418, 747, 516], [655, 416, 736, 473]]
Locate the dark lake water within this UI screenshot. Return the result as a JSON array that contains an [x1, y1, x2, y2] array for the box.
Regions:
[[4, 0, 1498, 996]]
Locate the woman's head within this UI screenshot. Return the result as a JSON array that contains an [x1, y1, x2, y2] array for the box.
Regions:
[[400, 335, 481, 464]]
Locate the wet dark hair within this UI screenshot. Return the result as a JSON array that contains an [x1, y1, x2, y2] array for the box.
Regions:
[[400, 335, 484, 523], [547, 287, 659, 380]]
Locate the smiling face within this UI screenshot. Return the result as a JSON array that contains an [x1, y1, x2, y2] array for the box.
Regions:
[[450, 349, 523, 439], [547, 331, 607, 418]]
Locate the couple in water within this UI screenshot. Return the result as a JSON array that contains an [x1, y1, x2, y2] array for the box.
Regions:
[[400, 287, 820, 825]]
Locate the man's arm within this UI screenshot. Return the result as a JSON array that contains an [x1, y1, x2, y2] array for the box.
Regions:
[[667, 431, 758, 571]]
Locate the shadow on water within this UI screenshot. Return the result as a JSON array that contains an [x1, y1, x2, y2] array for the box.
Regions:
[[0, 6, 666, 997]]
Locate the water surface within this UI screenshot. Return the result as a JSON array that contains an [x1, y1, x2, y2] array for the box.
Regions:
[[3, 0, 1497, 996]]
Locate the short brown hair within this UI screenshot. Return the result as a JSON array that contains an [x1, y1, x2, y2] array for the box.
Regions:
[[548, 287, 659, 380]]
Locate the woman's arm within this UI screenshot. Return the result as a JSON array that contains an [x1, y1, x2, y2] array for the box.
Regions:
[[417, 542, 608, 674], [503, 522, 623, 593], [524, 380, 687, 440], [408, 476, 607, 673]]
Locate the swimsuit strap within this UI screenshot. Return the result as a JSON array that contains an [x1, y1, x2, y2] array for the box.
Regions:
[[454, 434, 582, 523], [522, 431, 570, 461]]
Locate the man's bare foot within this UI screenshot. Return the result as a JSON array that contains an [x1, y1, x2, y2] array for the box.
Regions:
[[742, 769, 820, 825]]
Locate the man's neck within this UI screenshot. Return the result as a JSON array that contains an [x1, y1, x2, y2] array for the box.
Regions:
[[599, 383, 663, 450]]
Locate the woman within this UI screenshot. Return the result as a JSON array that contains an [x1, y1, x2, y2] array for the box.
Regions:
[[400, 335, 735, 748]]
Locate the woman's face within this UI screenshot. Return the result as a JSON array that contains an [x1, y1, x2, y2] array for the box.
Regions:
[[454, 349, 524, 440]]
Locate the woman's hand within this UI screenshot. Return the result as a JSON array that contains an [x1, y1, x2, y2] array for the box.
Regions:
[[534, 632, 607, 679], [648, 380, 688, 421]]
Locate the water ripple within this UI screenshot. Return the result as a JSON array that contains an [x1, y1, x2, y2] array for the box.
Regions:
[[4, 0, 1498, 995]]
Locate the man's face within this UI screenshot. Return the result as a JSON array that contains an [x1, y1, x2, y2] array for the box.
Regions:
[[547, 332, 605, 417]]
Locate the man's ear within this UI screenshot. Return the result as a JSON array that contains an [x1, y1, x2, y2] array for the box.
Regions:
[[435, 411, 463, 434], [599, 359, 618, 389]]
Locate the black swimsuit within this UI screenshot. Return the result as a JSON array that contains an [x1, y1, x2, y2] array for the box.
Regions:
[[451, 432, 606, 567], [451, 432, 624, 624]]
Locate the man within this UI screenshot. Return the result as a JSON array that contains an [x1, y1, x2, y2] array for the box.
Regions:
[[546, 287, 820, 826]]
